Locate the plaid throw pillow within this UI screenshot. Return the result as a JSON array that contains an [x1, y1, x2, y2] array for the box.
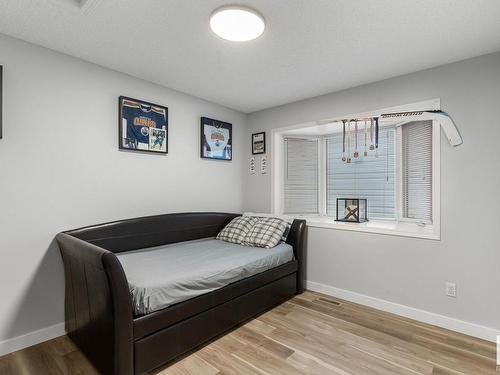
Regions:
[[216, 216, 259, 244], [242, 217, 288, 248]]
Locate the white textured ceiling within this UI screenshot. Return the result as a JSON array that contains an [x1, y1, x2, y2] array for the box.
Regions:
[[1, 0, 500, 113]]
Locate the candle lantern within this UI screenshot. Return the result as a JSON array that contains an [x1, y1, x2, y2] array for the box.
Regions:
[[335, 198, 367, 223]]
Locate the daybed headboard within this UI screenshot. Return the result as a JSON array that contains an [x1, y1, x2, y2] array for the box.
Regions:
[[65, 212, 240, 253]]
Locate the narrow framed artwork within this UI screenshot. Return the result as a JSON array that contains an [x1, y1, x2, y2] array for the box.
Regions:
[[200, 117, 232, 160], [118, 96, 168, 154], [0, 66, 3, 139], [252, 131, 265, 154]]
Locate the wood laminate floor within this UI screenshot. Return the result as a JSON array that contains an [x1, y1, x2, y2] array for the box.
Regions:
[[0, 291, 497, 374]]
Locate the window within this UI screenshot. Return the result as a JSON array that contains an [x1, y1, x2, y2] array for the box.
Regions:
[[283, 138, 319, 214], [280, 118, 438, 238], [326, 127, 396, 219], [398, 121, 433, 222]]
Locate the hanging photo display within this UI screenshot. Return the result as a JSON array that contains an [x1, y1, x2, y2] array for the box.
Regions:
[[249, 157, 256, 174], [252, 132, 266, 154], [200, 117, 232, 160], [260, 155, 268, 174], [119, 96, 168, 154]]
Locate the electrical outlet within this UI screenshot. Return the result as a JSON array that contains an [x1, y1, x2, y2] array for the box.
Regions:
[[445, 282, 457, 298]]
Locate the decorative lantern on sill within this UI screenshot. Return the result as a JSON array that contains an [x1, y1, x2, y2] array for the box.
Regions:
[[335, 198, 368, 223]]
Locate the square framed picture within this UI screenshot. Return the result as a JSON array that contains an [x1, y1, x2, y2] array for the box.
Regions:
[[119, 96, 168, 154], [252, 132, 266, 154], [200, 117, 232, 161]]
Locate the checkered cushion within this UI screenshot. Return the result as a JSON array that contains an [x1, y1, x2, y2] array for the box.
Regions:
[[216, 216, 259, 244], [242, 217, 288, 248]]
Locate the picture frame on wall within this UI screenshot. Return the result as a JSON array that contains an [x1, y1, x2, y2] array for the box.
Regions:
[[252, 132, 266, 154], [118, 96, 168, 154], [200, 117, 232, 161], [0, 66, 3, 139]]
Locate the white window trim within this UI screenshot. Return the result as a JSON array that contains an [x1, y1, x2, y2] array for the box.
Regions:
[[271, 99, 442, 240]]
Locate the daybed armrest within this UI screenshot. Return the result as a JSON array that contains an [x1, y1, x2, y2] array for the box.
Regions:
[[286, 219, 307, 293], [56, 233, 133, 375]]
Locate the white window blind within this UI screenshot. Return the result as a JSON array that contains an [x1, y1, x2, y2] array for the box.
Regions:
[[284, 138, 319, 214], [326, 128, 396, 219], [400, 120, 433, 222]]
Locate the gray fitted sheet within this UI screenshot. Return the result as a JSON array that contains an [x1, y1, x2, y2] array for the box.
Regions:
[[116, 238, 294, 315]]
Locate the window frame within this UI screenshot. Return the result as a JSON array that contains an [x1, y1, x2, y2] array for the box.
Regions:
[[272, 99, 442, 240]]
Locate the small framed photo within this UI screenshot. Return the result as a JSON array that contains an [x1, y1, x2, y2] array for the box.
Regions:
[[119, 96, 168, 154], [252, 132, 266, 154], [200, 117, 232, 161]]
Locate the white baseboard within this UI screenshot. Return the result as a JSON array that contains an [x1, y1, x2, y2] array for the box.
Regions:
[[306, 280, 500, 342], [0, 322, 65, 356]]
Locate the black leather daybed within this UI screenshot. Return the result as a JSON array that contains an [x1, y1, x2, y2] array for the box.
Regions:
[[56, 212, 306, 375]]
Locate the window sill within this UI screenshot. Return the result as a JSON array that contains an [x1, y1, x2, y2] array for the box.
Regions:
[[244, 212, 440, 240], [303, 217, 440, 240]]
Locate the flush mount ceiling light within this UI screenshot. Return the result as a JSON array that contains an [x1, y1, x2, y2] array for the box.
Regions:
[[210, 6, 265, 42]]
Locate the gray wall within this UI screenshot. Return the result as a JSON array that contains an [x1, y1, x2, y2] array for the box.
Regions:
[[0, 35, 246, 343], [244, 52, 500, 330]]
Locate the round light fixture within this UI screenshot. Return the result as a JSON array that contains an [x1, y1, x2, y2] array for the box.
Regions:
[[210, 6, 265, 42]]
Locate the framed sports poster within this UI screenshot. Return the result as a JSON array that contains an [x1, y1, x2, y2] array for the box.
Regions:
[[252, 132, 265, 154], [119, 96, 168, 154], [200, 117, 232, 160]]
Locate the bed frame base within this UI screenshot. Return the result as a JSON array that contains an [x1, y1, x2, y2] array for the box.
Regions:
[[135, 273, 296, 374]]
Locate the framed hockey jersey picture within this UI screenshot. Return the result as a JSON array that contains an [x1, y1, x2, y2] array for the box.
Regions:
[[119, 96, 168, 154], [200, 117, 232, 161]]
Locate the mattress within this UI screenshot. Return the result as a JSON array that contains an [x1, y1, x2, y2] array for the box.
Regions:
[[116, 238, 294, 315]]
